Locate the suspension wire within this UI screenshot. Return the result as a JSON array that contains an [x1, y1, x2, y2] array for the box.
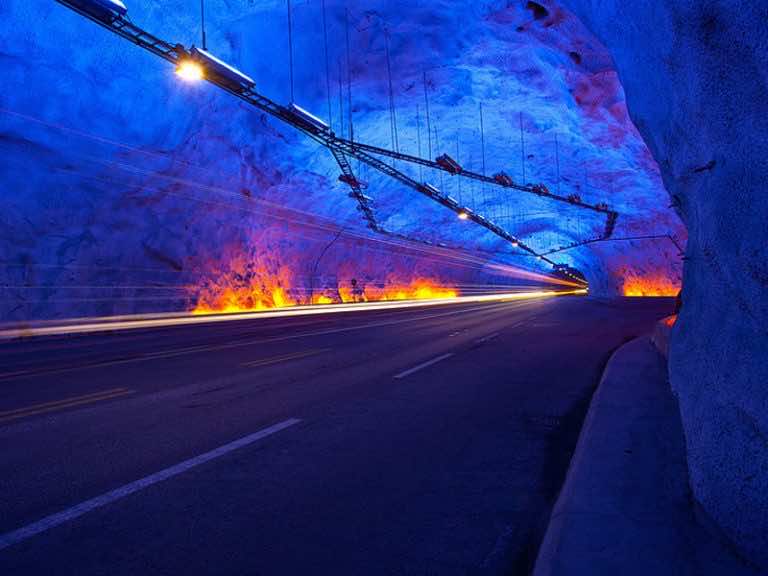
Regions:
[[555, 132, 560, 195], [384, 28, 399, 155], [321, 0, 332, 128], [519, 112, 526, 184], [287, 0, 295, 102], [423, 70, 432, 159], [469, 132, 475, 209], [480, 102, 487, 178], [416, 104, 423, 182], [345, 8, 354, 142], [456, 137, 462, 204], [338, 58, 344, 139], [200, 0, 207, 50], [479, 101, 486, 216], [434, 125, 444, 191]]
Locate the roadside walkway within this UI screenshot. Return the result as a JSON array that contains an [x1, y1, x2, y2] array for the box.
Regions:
[[534, 330, 760, 575]]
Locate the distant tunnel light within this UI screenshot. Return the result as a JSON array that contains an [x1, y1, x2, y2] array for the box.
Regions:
[[176, 59, 204, 82]]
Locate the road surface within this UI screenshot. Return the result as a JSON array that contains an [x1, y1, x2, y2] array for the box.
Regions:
[[0, 295, 673, 575]]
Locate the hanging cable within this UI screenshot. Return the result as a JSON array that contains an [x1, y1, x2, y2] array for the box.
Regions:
[[383, 28, 399, 157], [423, 70, 432, 160], [555, 132, 560, 195], [345, 8, 354, 143], [416, 104, 423, 182], [434, 125, 444, 191], [287, 0, 295, 102], [519, 112, 526, 184], [321, 0, 333, 128], [456, 138, 462, 204], [479, 101, 486, 216], [200, 0, 207, 50], [480, 102, 487, 178], [338, 58, 344, 139]]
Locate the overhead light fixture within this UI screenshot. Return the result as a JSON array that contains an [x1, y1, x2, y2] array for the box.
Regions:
[[176, 59, 204, 82], [65, 0, 127, 22], [190, 46, 255, 89], [288, 103, 330, 132], [458, 212, 469, 220]]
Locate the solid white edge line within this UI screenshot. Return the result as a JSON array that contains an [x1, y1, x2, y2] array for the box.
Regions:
[[0, 418, 301, 551], [393, 353, 455, 380]]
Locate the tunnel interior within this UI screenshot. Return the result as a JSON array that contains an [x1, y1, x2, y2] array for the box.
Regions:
[[3, 1, 767, 569], [1, 0, 684, 321]]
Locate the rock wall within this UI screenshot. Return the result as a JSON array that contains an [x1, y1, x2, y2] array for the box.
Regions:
[[560, 0, 768, 566]]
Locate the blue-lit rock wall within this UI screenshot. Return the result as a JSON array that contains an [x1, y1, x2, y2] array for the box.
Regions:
[[1, 0, 682, 321], [561, 0, 768, 567]]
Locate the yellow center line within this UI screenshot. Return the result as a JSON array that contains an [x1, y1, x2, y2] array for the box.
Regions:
[[241, 348, 330, 368], [0, 388, 133, 424]]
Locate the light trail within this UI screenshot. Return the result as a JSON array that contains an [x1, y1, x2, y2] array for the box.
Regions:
[[0, 289, 586, 340]]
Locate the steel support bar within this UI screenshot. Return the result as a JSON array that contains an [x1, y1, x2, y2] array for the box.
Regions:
[[328, 148, 379, 232], [52, 1, 560, 265], [333, 138, 617, 217], [327, 141, 550, 262]]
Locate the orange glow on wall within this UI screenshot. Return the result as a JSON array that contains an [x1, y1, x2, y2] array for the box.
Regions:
[[192, 260, 459, 315], [622, 275, 680, 297], [663, 315, 677, 327], [312, 295, 335, 305], [192, 254, 298, 314], [338, 275, 458, 304]]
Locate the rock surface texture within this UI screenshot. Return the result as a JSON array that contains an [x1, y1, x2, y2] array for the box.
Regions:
[[560, 0, 768, 567]]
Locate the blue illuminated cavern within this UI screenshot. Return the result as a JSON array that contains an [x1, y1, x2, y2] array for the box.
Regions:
[[0, 1, 765, 574], [1, 0, 687, 320]]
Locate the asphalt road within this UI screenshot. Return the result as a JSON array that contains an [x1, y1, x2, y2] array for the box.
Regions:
[[0, 295, 673, 575]]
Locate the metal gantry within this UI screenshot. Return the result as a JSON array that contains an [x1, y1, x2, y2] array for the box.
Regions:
[[333, 138, 617, 218], [52, 0, 610, 278]]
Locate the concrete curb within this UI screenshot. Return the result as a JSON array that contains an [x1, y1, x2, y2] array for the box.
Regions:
[[650, 314, 675, 358], [532, 330, 757, 576]]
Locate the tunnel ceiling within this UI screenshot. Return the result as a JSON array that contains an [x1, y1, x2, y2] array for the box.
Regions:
[[0, 0, 685, 319]]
